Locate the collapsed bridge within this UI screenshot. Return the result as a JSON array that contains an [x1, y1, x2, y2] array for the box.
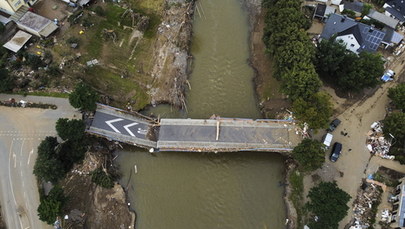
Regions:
[[87, 104, 302, 153]]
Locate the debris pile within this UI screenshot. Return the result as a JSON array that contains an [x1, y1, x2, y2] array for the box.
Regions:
[[366, 121, 394, 160], [380, 209, 392, 223], [348, 180, 383, 229], [0, 98, 57, 109]]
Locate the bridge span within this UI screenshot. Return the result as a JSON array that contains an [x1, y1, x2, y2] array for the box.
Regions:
[[87, 104, 302, 152]]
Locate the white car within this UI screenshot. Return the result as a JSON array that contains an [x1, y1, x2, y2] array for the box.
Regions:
[[381, 69, 395, 82]]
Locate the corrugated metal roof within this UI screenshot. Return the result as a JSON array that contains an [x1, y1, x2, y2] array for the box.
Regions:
[[2, 30, 32, 52]]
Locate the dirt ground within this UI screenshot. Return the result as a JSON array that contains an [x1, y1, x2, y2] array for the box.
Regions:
[[61, 146, 135, 229], [247, 3, 290, 118], [302, 49, 405, 228]]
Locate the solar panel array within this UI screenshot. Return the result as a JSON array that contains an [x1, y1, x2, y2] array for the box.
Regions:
[[363, 27, 385, 50]]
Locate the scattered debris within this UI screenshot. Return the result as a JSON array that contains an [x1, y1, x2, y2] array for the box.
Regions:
[[86, 59, 99, 67], [347, 179, 383, 228], [366, 121, 394, 160]]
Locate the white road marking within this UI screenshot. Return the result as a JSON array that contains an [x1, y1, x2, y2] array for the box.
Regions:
[[13, 153, 16, 168], [27, 149, 33, 165], [106, 118, 124, 133], [8, 139, 17, 205], [123, 122, 138, 136]]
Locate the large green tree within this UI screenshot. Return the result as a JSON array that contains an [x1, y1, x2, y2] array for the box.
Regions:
[[33, 137, 66, 183], [338, 52, 384, 91], [292, 92, 333, 129], [281, 63, 321, 100], [37, 186, 66, 225], [306, 182, 351, 229], [388, 83, 405, 111], [292, 139, 325, 172], [55, 118, 85, 141], [315, 39, 347, 78], [383, 112, 405, 144], [69, 82, 99, 111]]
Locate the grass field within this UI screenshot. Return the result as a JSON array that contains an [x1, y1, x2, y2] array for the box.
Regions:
[[51, 1, 165, 110]]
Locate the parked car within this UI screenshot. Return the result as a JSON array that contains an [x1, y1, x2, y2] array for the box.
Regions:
[[330, 142, 342, 162], [327, 119, 341, 132], [322, 133, 333, 149], [381, 69, 395, 82]]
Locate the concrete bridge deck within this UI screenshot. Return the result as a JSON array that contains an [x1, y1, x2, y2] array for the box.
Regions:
[[87, 104, 302, 152]]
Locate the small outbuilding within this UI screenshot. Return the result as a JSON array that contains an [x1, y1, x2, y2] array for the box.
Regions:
[[2, 30, 32, 53], [15, 11, 58, 38]]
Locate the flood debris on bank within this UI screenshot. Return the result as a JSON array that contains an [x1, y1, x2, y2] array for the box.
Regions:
[[61, 141, 135, 229], [366, 121, 394, 160]]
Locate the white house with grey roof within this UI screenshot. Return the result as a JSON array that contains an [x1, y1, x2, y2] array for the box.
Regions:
[[321, 14, 387, 54]]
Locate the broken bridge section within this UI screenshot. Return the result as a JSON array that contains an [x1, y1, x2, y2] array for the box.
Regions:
[[87, 104, 302, 153], [87, 104, 158, 148]]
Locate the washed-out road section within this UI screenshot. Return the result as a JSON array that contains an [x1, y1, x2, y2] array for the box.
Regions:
[[0, 94, 80, 229]]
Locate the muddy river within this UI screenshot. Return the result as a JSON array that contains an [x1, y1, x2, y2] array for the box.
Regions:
[[116, 0, 287, 228]]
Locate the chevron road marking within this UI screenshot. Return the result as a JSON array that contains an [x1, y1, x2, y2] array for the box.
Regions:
[[106, 118, 124, 133], [123, 122, 138, 137]]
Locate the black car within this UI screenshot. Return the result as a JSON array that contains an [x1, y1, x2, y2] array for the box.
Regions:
[[330, 142, 342, 162], [327, 118, 341, 132]]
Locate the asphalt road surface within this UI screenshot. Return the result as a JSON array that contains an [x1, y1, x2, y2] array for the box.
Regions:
[[92, 111, 150, 139], [0, 94, 80, 229]]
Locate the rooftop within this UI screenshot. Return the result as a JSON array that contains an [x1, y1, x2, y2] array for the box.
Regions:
[[321, 14, 386, 52], [385, 0, 405, 22], [343, 0, 364, 13], [2, 30, 32, 53], [367, 9, 399, 28]]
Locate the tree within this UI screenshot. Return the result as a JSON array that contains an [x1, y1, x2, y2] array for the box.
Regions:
[[55, 118, 85, 141], [91, 167, 114, 188], [306, 182, 351, 229], [338, 52, 384, 91], [0, 69, 14, 92], [33, 137, 66, 183], [383, 112, 405, 144], [388, 83, 405, 111], [315, 39, 347, 79], [292, 92, 333, 129], [69, 82, 99, 111], [37, 186, 66, 225], [281, 63, 321, 100], [292, 139, 325, 172]]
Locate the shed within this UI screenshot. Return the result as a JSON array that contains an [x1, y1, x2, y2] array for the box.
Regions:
[[16, 11, 58, 37], [2, 30, 32, 52]]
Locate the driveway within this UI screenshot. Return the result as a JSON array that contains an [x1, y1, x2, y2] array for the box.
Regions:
[[0, 94, 80, 229]]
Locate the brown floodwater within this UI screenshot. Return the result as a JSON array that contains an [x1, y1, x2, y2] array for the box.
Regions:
[[116, 0, 287, 228]]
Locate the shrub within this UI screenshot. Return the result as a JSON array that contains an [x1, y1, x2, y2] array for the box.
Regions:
[[91, 167, 114, 188]]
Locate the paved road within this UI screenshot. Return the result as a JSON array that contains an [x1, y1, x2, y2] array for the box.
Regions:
[[92, 111, 149, 139], [0, 94, 80, 229]]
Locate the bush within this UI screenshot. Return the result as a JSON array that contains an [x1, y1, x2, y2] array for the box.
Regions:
[[91, 167, 114, 188], [0, 69, 14, 92], [94, 6, 105, 16], [66, 36, 80, 45]]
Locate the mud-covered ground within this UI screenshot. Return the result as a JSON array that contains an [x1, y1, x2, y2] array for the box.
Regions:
[[61, 142, 135, 229]]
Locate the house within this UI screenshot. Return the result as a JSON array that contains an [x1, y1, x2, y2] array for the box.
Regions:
[[314, 4, 336, 20], [384, 0, 405, 23], [382, 27, 404, 48], [390, 177, 405, 228], [341, 0, 364, 16], [0, 0, 36, 16], [13, 11, 58, 38], [365, 9, 400, 28], [321, 14, 386, 53]]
